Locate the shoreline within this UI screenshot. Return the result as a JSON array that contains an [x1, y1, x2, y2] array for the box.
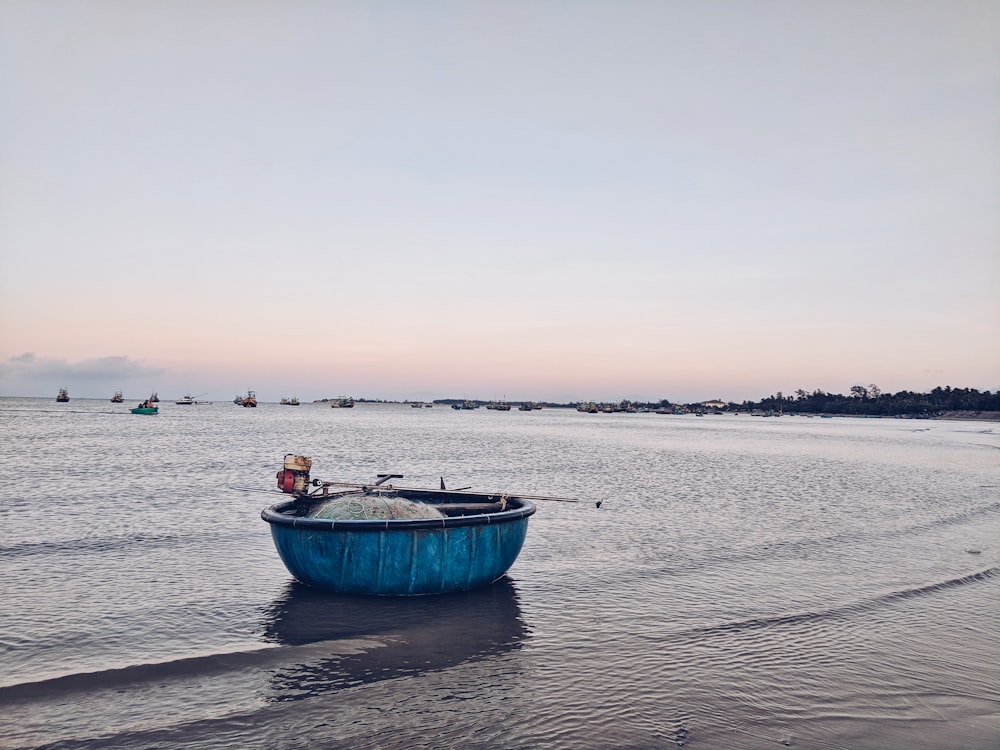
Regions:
[[934, 410, 1000, 421]]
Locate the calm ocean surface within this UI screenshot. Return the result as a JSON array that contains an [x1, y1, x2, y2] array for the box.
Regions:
[[1, 398, 997, 749]]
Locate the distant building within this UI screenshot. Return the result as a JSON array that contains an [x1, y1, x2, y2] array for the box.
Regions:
[[700, 399, 727, 409]]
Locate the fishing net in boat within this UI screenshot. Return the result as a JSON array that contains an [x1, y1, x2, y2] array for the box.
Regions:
[[310, 492, 444, 521]]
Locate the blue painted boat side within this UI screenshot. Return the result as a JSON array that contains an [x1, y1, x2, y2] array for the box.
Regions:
[[263, 500, 534, 595]]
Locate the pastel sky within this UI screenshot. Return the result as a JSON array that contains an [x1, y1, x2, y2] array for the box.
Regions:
[[1, 1, 997, 403]]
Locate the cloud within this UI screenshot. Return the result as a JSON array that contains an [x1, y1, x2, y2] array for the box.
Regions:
[[75, 355, 166, 379], [0, 353, 166, 397], [1, 352, 163, 377]]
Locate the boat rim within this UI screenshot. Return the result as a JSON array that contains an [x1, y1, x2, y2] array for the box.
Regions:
[[261, 496, 536, 531]]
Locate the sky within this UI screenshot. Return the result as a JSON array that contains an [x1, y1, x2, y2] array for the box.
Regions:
[[1, 0, 998, 404]]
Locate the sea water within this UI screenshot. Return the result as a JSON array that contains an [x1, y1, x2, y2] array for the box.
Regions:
[[1, 398, 997, 749]]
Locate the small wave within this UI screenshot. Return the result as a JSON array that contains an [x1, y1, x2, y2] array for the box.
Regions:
[[641, 499, 1000, 580], [0, 639, 385, 703], [682, 565, 1000, 638], [879, 566, 1000, 603], [0, 532, 191, 558], [892, 500, 1000, 538], [0, 407, 130, 415]]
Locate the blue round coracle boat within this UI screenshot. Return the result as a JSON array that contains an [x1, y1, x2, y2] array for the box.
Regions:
[[262, 456, 537, 595]]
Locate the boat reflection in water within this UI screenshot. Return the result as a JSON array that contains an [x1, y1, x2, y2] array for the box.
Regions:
[[259, 576, 526, 701]]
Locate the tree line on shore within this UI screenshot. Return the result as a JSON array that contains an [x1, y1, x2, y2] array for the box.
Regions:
[[742, 385, 1000, 417], [437, 385, 1000, 417]]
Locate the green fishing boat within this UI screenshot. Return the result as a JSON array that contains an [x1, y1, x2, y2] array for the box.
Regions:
[[131, 395, 159, 415]]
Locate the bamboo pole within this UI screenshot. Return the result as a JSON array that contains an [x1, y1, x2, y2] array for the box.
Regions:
[[313, 480, 584, 503]]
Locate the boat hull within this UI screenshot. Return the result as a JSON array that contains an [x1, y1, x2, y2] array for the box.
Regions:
[[130, 407, 158, 414], [262, 497, 534, 595]]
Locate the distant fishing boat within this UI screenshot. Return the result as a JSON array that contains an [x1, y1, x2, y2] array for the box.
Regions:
[[111, 391, 123, 403], [263, 455, 539, 595], [280, 397, 300, 406], [56, 388, 69, 403], [235, 390, 258, 407], [330, 397, 354, 408], [176, 394, 196, 405]]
